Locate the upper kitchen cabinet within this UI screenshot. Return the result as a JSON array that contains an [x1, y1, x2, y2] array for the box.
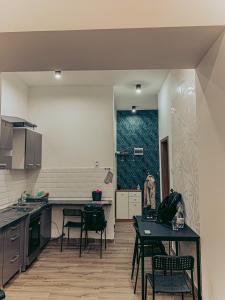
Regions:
[[0, 119, 13, 150], [12, 128, 42, 170], [0, 118, 13, 169]]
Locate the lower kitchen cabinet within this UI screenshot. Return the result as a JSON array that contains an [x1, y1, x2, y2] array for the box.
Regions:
[[1, 219, 25, 286], [40, 205, 52, 249], [0, 233, 3, 287], [116, 191, 142, 219]]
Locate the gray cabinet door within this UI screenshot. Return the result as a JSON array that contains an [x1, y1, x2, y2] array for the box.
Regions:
[[25, 130, 42, 169], [3, 222, 21, 285], [25, 129, 35, 169], [0, 120, 13, 150], [40, 206, 52, 248], [34, 132, 42, 168], [0, 232, 3, 287]]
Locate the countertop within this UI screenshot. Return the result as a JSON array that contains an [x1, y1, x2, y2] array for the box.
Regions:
[[116, 189, 142, 192], [0, 207, 28, 230], [48, 198, 112, 206]]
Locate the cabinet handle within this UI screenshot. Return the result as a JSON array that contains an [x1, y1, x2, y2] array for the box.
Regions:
[[10, 226, 18, 231], [27, 163, 34, 166], [10, 235, 19, 242], [10, 255, 19, 263], [0, 164, 7, 169]]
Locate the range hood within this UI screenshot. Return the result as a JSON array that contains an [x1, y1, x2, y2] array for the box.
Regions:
[[2, 116, 37, 129]]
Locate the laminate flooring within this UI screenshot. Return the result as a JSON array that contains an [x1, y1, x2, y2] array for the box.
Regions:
[[5, 222, 192, 300]]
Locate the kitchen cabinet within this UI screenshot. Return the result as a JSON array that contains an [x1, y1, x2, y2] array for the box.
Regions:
[[40, 206, 52, 249], [116, 190, 142, 219], [0, 232, 3, 287], [12, 128, 42, 169], [0, 119, 13, 169], [0, 119, 13, 150], [2, 219, 25, 286]]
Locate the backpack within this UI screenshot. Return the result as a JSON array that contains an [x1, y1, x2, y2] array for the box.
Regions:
[[157, 191, 182, 224]]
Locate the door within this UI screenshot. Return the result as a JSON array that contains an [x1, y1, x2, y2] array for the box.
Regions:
[[160, 137, 170, 199], [25, 129, 35, 169], [116, 192, 129, 219], [0, 120, 13, 150], [34, 132, 42, 168]]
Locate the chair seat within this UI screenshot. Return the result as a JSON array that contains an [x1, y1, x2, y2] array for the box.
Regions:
[[147, 272, 191, 293], [64, 221, 82, 228], [142, 244, 166, 257]]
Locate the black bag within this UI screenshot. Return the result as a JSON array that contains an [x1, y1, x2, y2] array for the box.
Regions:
[[84, 204, 106, 231], [157, 191, 182, 224]]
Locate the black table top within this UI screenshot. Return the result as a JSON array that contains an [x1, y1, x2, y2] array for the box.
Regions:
[[136, 216, 200, 241]]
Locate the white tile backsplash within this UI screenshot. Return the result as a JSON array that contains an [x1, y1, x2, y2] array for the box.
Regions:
[[28, 168, 114, 200], [0, 170, 27, 209]]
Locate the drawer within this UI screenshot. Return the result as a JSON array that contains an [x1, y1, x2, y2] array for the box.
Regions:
[[5, 234, 20, 260], [3, 254, 20, 285], [129, 192, 142, 198], [129, 197, 142, 204], [6, 223, 21, 238]]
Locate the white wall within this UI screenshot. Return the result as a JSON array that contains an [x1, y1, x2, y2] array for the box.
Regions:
[[196, 31, 225, 300], [28, 86, 114, 169], [1, 73, 28, 119], [28, 85, 115, 239]]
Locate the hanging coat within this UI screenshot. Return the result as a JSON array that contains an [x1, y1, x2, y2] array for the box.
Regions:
[[144, 175, 156, 208]]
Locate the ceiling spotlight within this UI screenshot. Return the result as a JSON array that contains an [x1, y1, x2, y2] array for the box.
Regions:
[[132, 106, 137, 113], [136, 84, 142, 94], [54, 70, 62, 79]]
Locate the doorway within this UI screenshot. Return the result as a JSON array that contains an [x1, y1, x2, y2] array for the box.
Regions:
[[160, 137, 170, 199]]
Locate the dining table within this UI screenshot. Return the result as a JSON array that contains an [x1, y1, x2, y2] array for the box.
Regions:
[[135, 216, 201, 300]]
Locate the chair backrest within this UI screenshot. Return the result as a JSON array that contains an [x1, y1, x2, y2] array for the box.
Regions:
[[83, 208, 106, 231], [63, 209, 83, 217], [152, 255, 194, 271]]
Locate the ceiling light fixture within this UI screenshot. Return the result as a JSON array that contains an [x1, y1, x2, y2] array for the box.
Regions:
[[132, 106, 137, 113], [54, 70, 62, 79], [136, 84, 142, 94]]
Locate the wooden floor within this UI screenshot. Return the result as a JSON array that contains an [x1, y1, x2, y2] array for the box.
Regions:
[[5, 222, 192, 300]]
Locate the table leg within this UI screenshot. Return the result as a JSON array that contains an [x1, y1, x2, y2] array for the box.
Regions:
[[141, 240, 145, 300], [196, 239, 202, 300], [175, 241, 179, 255]]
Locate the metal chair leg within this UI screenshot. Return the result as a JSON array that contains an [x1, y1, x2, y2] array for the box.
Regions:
[[131, 236, 138, 280], [79, 227, 83, 257], [60, 228, 64, 252], [144, 274, 148, 300], [104, 227, 107, 250], [100, 230, 103, 258], [134, 251, 141, 294], [182, 293, 184, 300], [67, 227, 70, 244]]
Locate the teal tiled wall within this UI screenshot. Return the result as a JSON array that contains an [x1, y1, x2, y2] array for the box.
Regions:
[[117, 110, 160, 204]]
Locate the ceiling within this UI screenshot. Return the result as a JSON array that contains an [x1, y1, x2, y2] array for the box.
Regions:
[[0, 26, 224, 72], [15, 70, 169, 110]]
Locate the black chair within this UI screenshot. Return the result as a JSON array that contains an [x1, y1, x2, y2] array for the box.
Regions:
[[0, 290, 5, 299], [145, 255, 195, 300], [60, 209, 84, 257], [132, 220, 166, 294], [83, 207, 107, 258]]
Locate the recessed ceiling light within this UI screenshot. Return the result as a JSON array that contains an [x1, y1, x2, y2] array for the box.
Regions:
[[54, 70, 62, 79], [136, 84, 142, 94], [132, 106, 137, 113]]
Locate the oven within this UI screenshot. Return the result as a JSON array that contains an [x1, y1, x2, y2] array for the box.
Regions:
[[28, 213, 41, 257], [25, 211, 41, 268]]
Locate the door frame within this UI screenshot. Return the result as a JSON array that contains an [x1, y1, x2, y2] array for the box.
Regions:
[[160, 136, 170, 199]]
